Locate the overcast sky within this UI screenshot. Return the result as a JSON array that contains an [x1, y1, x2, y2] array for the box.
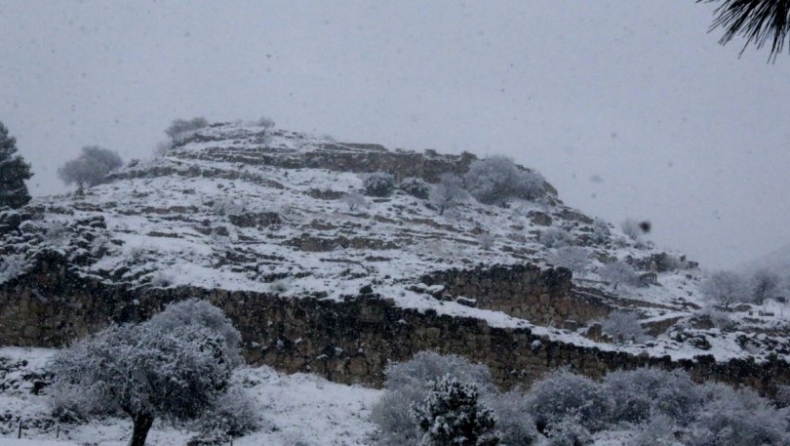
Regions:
[[1, 0, 788, 270]]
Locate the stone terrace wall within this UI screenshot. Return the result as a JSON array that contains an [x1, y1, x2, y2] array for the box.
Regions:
[[421, 264, 612, 329], [2, 252, 789, 394]]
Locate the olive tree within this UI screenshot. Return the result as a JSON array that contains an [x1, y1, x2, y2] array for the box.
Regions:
[[58, 146, 123, 191], [48, 299, 242, 446]]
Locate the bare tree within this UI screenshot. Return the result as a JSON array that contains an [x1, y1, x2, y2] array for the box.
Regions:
[[430, 173, 467, 215], [702, 270, 749, 309]]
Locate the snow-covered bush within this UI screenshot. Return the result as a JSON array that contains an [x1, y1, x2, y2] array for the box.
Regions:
[[399, 177, 431, 199], [548, 247, 590, 274], [371, 351, 494, 446], [165, 117, 209, 142], [342, 191, 369, 211], [599, 311, 647, 345], [591, 219, 611, 244], [683, 383, 790, 446], [599, 260, 639, 289], [256, 116, 275, 129], [485, 390, 538, 446], [702, 270, 749, 309], [0, 253, 26, 282], [362, 171, 396, 197], [603, 368, 701, 426], [413, 375, 500, 446], [48, 298, 242, 446], [477, 232, 495, 249], [545, 415, 592, 446], [629, 413, 677, 446], [194, 385, 262, 441], [430, 173, 466, 215], [621, 218, 643, 241], [463, 156, 545, 204], [538, 227, 572, 248], [524, 369, 611, 434]]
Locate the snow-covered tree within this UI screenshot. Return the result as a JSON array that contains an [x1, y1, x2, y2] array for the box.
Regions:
[[463, 156, 544, 205], [165, 117, 209, 142], [603, 368, 701, 426], [371, 351, 494, 446], [413, 375, 500, 446], [599, 260, 639, 289], [362, 171, 396, 197], [684, 382, 790, 446], [48, 299, 242, 446], [549, 246, 590, 274], [702, 270, 749, 309], [524, 369, 611, 434], [600, 311, 647, 345], [749, 268, 781, 304], [430, 173, 466, 215], [0, 121, 33, 209], [58, 146, 123, 191]]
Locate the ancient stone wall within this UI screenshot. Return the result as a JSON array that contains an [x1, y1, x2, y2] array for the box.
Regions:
[[2, 253, 789, 394], [421, 264, 611, 328]]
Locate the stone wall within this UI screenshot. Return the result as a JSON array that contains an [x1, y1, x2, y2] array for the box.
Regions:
[[421, 264, 612, 328], [2, 252, 789, 394]]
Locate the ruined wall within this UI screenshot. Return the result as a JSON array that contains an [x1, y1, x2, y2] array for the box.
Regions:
[[421, 264, 611, 328], [2, 253, 789, 394]]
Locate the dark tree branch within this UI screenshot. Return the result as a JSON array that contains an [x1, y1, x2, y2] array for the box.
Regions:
[[699, 0, 790, 61]]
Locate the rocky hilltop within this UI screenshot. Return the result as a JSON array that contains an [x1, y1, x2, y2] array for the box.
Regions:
[[1, 121, 789, 392]]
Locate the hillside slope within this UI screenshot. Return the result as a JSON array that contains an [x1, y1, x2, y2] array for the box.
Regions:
[[1, 121, 789, 375]]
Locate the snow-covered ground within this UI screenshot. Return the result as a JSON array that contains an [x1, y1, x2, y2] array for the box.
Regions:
[[0, 347, 380, 446]]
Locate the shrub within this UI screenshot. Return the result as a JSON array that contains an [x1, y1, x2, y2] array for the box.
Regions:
[[548, 247, 590, 274], [524, 369, 610, 434], [342, 192, 369, 211], [399, 177, 431, 199], [362, 171, 396, 197], [430, 173, 466, 215], [538, 228, 572, 248], [545, 415, 593, 446], [599, 261, 639, 289], [165, 117, 209, 142], [591, 219, 611, 244], [629, 413, 677, 446], [413, 376, 500, 446], [463, 156, 545, 204], [371, 351, 494, 446], [256, 116, 275, 129], [603, 368, 701, 426], [485, 390, 538, 446], [701, 271, 749, 309], [599, 311, 647, 345], [621, 219, 643, 241], [683, 383, 790, 446], [195, 386, 261, 440], [58, 146, 123, 190]]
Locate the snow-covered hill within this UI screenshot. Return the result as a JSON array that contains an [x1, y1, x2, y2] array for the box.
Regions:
[[1, 121, 789, 364]]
